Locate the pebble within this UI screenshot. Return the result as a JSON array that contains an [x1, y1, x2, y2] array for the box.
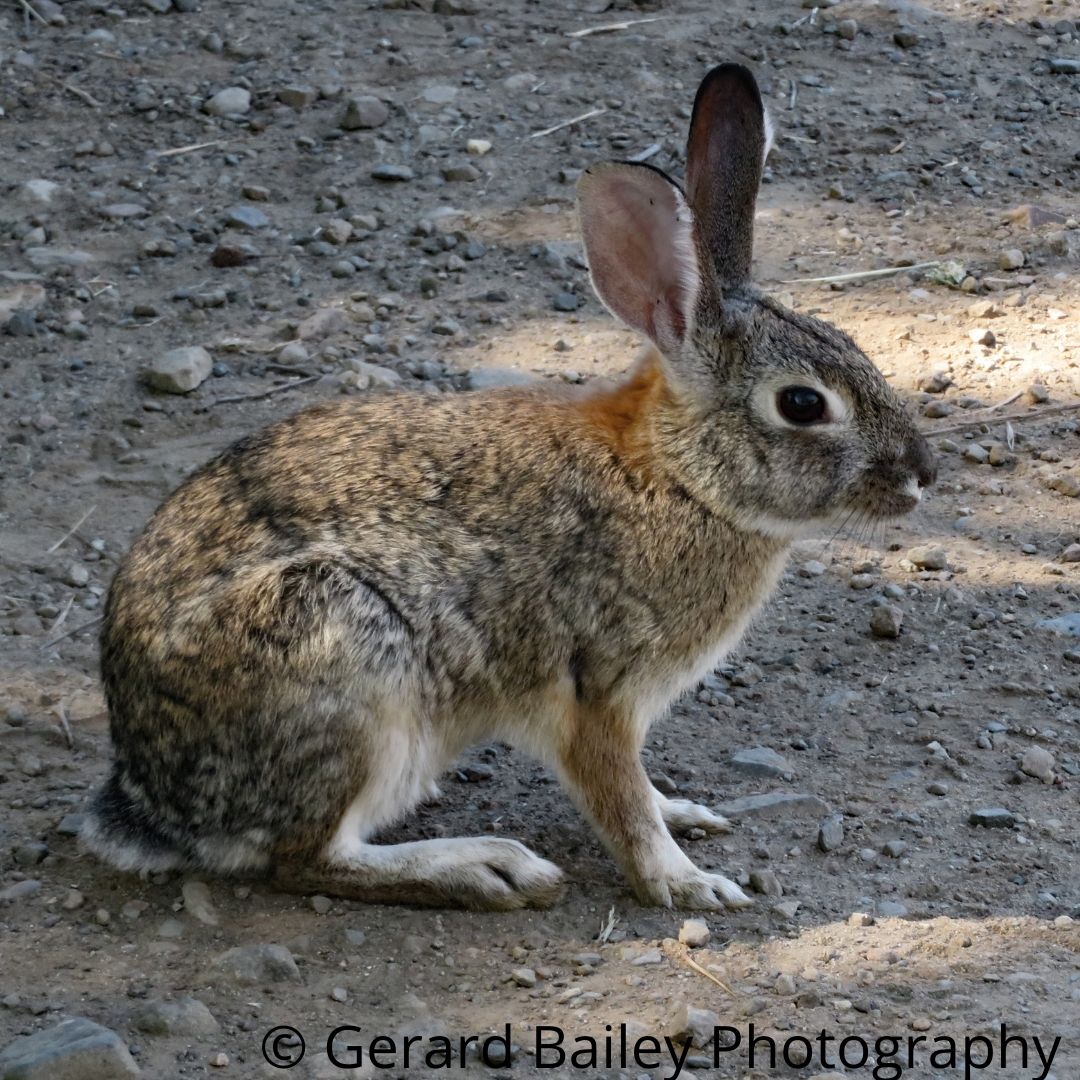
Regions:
[[466, 368, 537, 390], [836, 18, 857, 40], [774, 973, 797, 995], [1050, 57, 1080, 74], [132, 997, 219, 1036], [964, 444, 990, 464], [442, 163, 481, 183], [907, 545, 948, 570], [1061, 544, 1080, 563], [667, 1002, 719, 1048], [882, 840, 908, 858], [678, 919, 710, 948], [278, 84, 317, 110], [145, 346, 213, 394], [0, 1017, 139, 1079], [371, 164, 415, 182], [466, 139, 492, 156], [341, 96, 390, 130], [749, 869, 782, 896], [0, 879, 42, 902], [968, 807, 1014, 830], [310, 895, 332, 914], [970, 328, 996, 347], [870, 604, 903, 639], [552, 291, 580, 312], [1021, 745, 1055, 783], [799, 559, 827, 577], [729, 746, 792, 779], [893, 29, 920, 47], [998, 248, 1025, 270], [817, 815, 844, 852], [212, 943, 301, 985], [208, 1052, 229, 1068], [204, 86, 251, 117], [224, 205, 269, 230], [511, 966, 537, 987], [849, 912, 874, 927], [927, 781, 949, 796]]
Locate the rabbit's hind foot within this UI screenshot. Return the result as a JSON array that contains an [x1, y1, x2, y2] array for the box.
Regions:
[[274, 836, 564, 911]]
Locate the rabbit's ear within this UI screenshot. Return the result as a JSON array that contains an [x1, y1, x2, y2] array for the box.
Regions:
[[578, 162, 700, 352], [686, 63, 771, 288]]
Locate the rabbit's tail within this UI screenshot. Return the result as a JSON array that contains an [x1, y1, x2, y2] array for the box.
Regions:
[[80, 768, 187, 873]]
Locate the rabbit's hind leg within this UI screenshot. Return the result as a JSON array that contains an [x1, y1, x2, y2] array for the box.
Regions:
[[274, 835, 564, 911]]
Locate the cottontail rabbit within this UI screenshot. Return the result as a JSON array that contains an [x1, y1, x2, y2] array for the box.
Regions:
[[83, 64, 934, 911]]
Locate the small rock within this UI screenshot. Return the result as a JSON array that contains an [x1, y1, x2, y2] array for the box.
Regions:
[[552, 291, 579, 313], [849, 912, 875, 927], [511, 967, 537, 988], [341, 96, 390, 130], [278, 85, 317, 110], [893, 28, 920, 47], [310, 895, 332, 915], [466, 368, 537, 391], [466, 138, 492, 156], [715, 792, 829, 820], [774, 973, 797, 995], [969, 808, 1015, 828], [729, 747, 792, 778], [1060, 544, 1080, 563], [132, 998, 220, 1037], [799, 560, 827, 577], [296, 307, 348, 341], [0, 880, 42, 902], [836, 18, 858, 39], [145, 346, 213, 394], [667, 1002, 719, 1048], [749, 869, 782, 897], [964, 444, 991, 465], [224, 205, 269, 231], [441, 163, 481, 183], [204, 87, 251, 117], [1021, 745, 1055, 783], [208, 1052, 229, 1068], [212, 944, 300, 985], [882, 840, 908, 858], [1049, 57, 1080, 74], [371, 164, 415, 182], [0, 1017, 140, 1079], [907, 545, 948, 570], [678, 919, 710, 948], [870, 604, 903, 639], [1051, 475, 1080, 499], [817, 815, 844, 852], [918, 371, 952, 393], [998, 248, 1025, 270]]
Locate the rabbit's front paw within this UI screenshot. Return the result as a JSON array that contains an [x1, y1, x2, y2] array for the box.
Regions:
[[658, 797, 734, 836], [639, 866, 751, 911]]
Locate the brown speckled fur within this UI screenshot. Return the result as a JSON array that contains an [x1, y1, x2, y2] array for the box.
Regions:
[[83, 64, 933, 911]]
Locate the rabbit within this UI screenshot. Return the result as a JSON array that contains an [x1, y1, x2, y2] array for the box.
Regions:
[[82, 63, 935, 912]]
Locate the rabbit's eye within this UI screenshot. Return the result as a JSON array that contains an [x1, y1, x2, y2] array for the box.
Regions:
[[777, 386, 827, 425]]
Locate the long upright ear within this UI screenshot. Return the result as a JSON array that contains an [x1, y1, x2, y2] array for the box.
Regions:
[[686, 63, 772, 288], [577, 162, 700, 353]]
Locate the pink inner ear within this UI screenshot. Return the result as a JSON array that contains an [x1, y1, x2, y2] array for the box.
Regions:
[[578, 164, 698, 352]]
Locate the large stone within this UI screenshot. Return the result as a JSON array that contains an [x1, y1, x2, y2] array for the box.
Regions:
[[145, 346, 212, 394], [212, 943, 300, 985], [0, 1017, 139, 1079]]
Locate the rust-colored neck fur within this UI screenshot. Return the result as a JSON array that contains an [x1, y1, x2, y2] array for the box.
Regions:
[[575, 348, 677, 479]]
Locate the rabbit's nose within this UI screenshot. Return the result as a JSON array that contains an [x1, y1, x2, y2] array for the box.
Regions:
[[907, 437, 937, 489]]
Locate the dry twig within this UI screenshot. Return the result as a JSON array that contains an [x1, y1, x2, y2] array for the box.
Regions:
[[40, 615, 103, 650], [924, 400, 1080, 438], [16, 0, 48, 24], [152, 139, 226, 160], [63, 82, 102, 109], [55, 703, 74, 751], [205, 375, 319, 408]]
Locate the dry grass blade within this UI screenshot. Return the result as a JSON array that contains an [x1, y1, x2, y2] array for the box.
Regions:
[[153, 139, 226, 160], [63, 82, 102, 109], [40, 614, 104, 650], [55, 703, 74, 751], [662, 940, 740, 997], [47, 505, 97, 554], [565, 16, 665, 38], [596, 906, 617, 944], [16, 0, 48, 24], [529, 108, 606, 140], [780, 261, 941, 286]]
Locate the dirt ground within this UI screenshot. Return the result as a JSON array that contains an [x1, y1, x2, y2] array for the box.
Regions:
[[2, 0, 1080, 1076]]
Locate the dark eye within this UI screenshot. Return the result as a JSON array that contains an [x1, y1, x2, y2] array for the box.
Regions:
[[777, 386, 827, 425]]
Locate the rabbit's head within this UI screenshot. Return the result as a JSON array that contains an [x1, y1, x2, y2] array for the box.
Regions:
[[578, 64, 935, 538]]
